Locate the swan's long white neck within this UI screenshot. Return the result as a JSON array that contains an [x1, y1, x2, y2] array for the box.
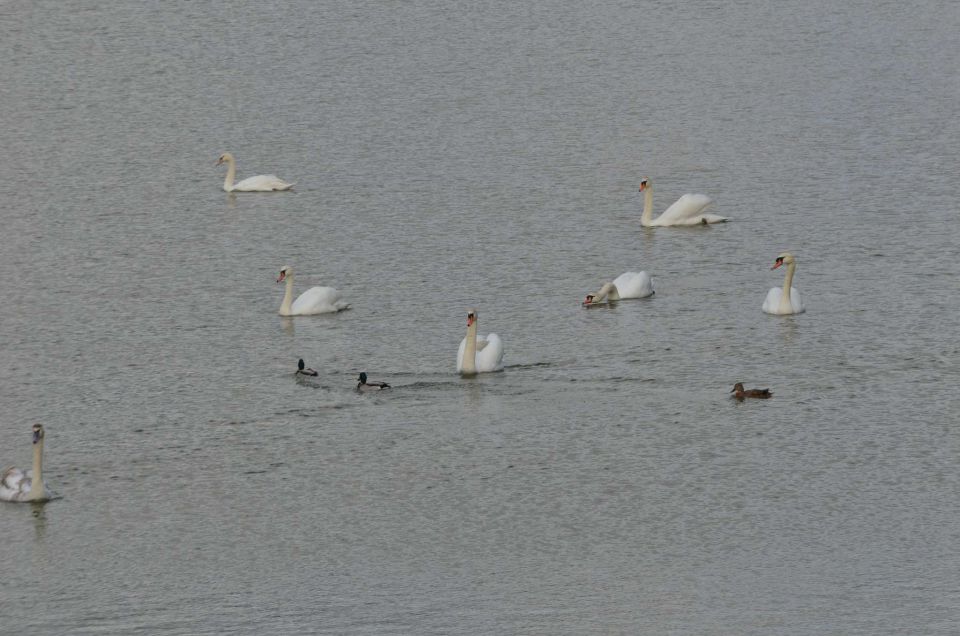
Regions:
[[29, 437, 44, 501], [222, 156, 236, 192], [461, 318, 478, 375], [280, 273, 295, 316], [780, 260, 796, 312], [641, 186, 654, 226]]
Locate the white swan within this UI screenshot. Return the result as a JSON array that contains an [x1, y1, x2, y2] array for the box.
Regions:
[[762, 252, 805, 315], [1, 424, 52, 503], [457, 309, 504, 375], [277, 266, 349, 315], [584, 271, 654, 305], [216, 152, 293, 192], [639, 178, 727, 226]]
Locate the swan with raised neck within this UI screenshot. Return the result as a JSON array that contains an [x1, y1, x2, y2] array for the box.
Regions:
[[763, 252, 805, 315], [277, 266, 348, 316], [456, 309, 504, 375], [0, 424, 51, 503], [215, 152, 293, 192], [639, 177, 726, 226]]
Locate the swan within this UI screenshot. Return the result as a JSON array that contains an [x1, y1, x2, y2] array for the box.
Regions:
[[762, 252, 805, 315], [456, 309, 504, 375], [215, 152, 293, 192], [731, 383, 773, 400], [357, 372, 391, 391], [1, 424, 52, 503], [277, 266, 349, 316], [296, 359, 318, 376], [584, 271, 654, 305], [639, 178, 727, 226]]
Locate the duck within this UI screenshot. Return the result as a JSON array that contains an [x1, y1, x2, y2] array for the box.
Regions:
[[639, 177, 727, 226], [0, 424, 53, 503], [583, 271, 654, 305], [296, 359, 318, 377], [762, 252, 805, 315], [456, 309, 504, 375], [277, 266, 349, 316], [215, 152, 293, 192], [731, 383, 773, 400], [357, 372, 390, 391]]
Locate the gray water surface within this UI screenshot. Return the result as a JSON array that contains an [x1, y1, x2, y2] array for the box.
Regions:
[[2, 1, 959, 634]]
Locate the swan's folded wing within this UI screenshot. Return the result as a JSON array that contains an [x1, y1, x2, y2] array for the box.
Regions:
[[612, 271, 653, 298], [476, 333, 504, 372], [1, 466, 23, 490], [291, 286, 344, 315], [233, 174, 294, 191], [656, 194, 712, 225], [789, 287, 804, 313]]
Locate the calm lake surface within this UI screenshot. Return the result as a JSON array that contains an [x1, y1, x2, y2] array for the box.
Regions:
[[2, 1, 959, 634]]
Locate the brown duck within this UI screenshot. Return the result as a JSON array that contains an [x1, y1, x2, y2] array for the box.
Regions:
[[731, 383, 772, 400]]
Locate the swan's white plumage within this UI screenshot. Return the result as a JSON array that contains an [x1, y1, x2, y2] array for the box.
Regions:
[[611, 271, 654, 298], [457, 333, 504, 373], [216, 152, 293, 192], [1, 425, 52, 503], [1, 468, 37, 502], [639, 178, 727, 226], [290, 286, 347, 315], [762, 287, 804, 315], [278, 266, 349, 316], [232, 174, 293, 192]]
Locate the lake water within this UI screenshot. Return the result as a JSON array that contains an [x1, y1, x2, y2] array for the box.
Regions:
[[2, 1, 959, 634]]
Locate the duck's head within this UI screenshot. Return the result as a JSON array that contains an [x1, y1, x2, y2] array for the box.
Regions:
[[277, 266, 292, 283], [638, 178, 650, 193], [215, 152, 233, 166], [771, 253, 795, 270], [358, 372, 368, 384], [32, 423, 44, 444], [466, 309, 477, 327], [731, 383, 745, 393], [298, 359, 306, 371]]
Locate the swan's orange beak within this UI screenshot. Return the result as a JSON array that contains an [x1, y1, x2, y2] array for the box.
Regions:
[[584, 295, 594, 305], [771, 259, 784, 270], [277, 271, 286, 283], [639, 182, 647, 192], [466, 315, 474, 327], [215, 158, 223, 166]]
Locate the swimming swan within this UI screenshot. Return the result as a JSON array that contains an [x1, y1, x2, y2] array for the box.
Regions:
[[584, 271, 654, 305], [216, 152, 293, 192], [456, 309, 504, 375], [277, 266, 349, 316], [762, 252, 805, 315], [639, 178, 726, 226], [0, 424, 52, 503]]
